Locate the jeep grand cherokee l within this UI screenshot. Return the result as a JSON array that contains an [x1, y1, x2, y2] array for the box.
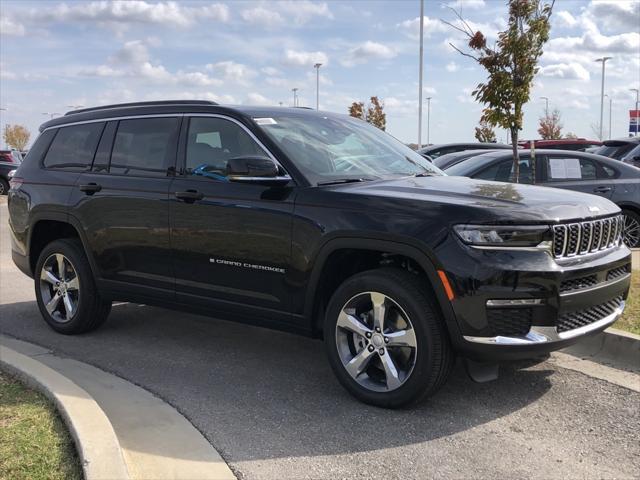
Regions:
[[8, 100, 632, 408]]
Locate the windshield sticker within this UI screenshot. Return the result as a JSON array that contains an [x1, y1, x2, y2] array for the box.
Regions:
[[254, 118, 277, 125]]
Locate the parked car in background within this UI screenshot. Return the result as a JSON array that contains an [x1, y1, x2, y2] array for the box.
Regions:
[[519, 139, 602, 151], [433, 149, 505, 170], [444, 149, 640, 248], [418, 142, 511, 160], [0, 150, 22, 194], [593, 137, 640, 168]]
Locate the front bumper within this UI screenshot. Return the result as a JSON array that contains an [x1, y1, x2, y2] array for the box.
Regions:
[[437, 236, 632, 361]]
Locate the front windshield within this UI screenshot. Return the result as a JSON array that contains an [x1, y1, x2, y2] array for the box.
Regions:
[[255, 113, 443, 185]]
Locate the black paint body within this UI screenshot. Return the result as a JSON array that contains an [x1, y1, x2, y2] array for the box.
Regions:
[[8, 103, 632, 361]]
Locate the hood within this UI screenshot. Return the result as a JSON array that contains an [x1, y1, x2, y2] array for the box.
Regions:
[[336, 175, 619, 223]]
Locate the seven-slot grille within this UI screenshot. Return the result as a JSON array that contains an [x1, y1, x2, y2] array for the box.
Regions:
[[552, 215, 623, 258]]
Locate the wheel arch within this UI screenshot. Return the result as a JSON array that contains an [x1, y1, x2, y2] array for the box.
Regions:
[[304, 236, 460, 342], [28, 212, 100, 280]]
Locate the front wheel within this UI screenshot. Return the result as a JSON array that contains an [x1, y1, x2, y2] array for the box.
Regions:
[[621, 210, 640, 248], [324, 268, 454, 408], [34, 238, 111, 334]]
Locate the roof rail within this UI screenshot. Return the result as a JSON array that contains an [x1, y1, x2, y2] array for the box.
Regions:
[[65, 100, 219, 116]]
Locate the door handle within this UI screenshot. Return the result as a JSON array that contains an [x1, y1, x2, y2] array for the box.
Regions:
[[175, 190, 204, 202], [593, 186, 612, 193], [79, 183, 102, 195]]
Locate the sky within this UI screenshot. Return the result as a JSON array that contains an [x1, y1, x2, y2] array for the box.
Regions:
[[1, 0, 639, 147]]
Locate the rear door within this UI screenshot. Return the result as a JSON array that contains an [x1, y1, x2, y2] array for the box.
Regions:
[[69, 116, 181, 297], [169, 115, 294, 319], [538, 154, 615, 199]]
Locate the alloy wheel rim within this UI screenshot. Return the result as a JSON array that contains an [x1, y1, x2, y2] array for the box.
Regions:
[[335, 291, 418, 392], [39, 253, 80, 323], [622, 214, 640, 248]]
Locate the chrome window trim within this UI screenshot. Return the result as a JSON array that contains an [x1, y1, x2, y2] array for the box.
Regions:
[[42, 112, 291, 179]]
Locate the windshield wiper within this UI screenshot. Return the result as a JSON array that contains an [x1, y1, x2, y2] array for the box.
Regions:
[[317, 178, 374, 186], [412, 172, 439, 177]]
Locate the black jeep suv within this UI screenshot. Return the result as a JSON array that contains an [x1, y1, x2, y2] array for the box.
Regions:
[[8, 100, 632, 408]]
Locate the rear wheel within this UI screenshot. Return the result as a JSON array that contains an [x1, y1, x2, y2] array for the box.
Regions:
[[621, 209, 640, 248], [324, 268, 454, 408], [35, 238, 111, 334], [0, 178, 9, 195]]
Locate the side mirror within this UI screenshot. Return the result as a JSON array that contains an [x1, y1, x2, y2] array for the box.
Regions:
[[226, 156, 291, 186]]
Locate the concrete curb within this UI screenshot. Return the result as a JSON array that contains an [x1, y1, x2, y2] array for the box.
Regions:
[[562, 327, 640, 373], [0, 343, 130, 480], [0, 335, 236, 480]]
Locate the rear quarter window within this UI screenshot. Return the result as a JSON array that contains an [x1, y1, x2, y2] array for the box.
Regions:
[[43, 123, 105, 171], [23, 129, 56, 166]]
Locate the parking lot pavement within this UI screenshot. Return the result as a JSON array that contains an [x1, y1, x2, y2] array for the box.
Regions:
[[1, 205, 639, 480]]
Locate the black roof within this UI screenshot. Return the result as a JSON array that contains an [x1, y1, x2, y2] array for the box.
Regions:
[[40, 100, 344, 132]]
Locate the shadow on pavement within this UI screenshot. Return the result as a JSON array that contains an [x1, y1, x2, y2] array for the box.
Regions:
[[0, 300, 554, 462]]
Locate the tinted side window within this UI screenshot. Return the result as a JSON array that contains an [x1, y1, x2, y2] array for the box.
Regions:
[[110, 118, 180, 176], [475, 157, 534, 184], [24, 129, 56, 166], [43, 123, 105, 171], [184, 117, 267, 179]]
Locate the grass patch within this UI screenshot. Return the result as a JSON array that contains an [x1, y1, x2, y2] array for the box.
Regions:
[[616, 270, 640, 336], [0, 371, 82, 480]]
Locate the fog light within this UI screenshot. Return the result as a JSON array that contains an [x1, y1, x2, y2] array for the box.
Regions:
[[486, 299, 544, 307]]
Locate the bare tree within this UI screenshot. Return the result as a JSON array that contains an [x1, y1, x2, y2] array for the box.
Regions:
[[3, 124, 31, 150]]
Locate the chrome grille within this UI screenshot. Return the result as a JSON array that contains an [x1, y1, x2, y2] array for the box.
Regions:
[[553, 216, 623, 259]]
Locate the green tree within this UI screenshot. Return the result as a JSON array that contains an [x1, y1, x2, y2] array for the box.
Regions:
[[445, 0, 554, 182], [475, 119, 497, 142], [538, 108, 563, 139]]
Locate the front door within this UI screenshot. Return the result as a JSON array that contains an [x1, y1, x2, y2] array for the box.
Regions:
[[169, 115, 294, 320]]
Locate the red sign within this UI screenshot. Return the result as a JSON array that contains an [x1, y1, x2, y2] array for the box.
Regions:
[[630, 110, 640, 134]]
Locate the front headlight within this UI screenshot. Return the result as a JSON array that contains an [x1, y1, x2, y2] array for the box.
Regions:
[[454, 224, 552, 247]]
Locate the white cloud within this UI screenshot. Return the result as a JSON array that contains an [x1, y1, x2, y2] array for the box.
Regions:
[[398, 16, 448, 40], [79, 65, 126, 77], [284, 0, 333, 24], [341, 41, 396, 67], [26, 1, 229, 28], [0, 15, 25, 36], [586, 0, 640, 31], [446, 61, 459, 72], [245, 93, 274, 106], [445, 0, 486, 10], [283, 49, 328, 66], [110, 40, 150, 64], [555, 11, 578, 28], [206, 61, 255, 84], [241, 7, 284, 27], [261, 66, 282, 77], [538, 63, 591, 81]]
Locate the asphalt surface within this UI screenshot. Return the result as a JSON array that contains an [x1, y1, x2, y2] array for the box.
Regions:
[[1, 199, 639, 479]]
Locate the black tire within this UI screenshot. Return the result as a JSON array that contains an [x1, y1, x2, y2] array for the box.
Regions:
[[621, 209, 640, 248], [0, 178, 9, 195], [324, 267, 454, 408], [34, 238, 111, 334]]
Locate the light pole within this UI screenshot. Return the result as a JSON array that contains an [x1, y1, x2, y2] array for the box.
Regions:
[[0, 108, 6, 149], [631, 88, 639, 136], [417, 0, 424, 149], [42, 112, 60, 120], [314, 63, 322, 110], [604, 94, 612, 139], [540, 96, 549, 117], [595, 57, 612, 140], [292, 88, 298, 107], [425, 97, 432, 145]]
